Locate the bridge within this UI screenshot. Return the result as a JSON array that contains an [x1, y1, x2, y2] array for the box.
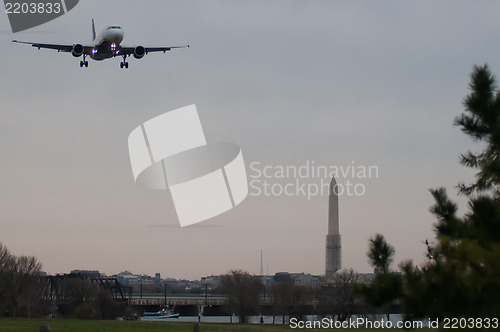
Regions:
[[41, 275, 401, 317], [128, 295, 277, 307], [127, 295, 316, 316]]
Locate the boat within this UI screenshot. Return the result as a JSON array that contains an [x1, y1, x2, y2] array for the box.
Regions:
[[142, 308, 180, 319]]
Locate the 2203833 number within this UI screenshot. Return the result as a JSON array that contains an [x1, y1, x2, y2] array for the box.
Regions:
[[5, 2, 61, 14], [443, 317, 498, 329]]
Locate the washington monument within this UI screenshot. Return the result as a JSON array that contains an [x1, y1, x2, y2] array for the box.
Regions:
[[325, 176, 342, 277]]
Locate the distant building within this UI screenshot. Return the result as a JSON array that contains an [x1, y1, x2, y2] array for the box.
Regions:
[[70, 270, 100, 278], [273, 272, 321, 288], [200, 275, 222, 294]]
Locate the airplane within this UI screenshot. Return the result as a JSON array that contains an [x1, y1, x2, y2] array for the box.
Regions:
[[12, 20, 189, 69]]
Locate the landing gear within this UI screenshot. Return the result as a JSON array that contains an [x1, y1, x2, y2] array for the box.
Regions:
[[120, 55, 129, 69], [79, 54, 88, 68]]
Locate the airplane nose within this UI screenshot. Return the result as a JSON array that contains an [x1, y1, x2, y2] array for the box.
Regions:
[[110, 29, 124, 44]]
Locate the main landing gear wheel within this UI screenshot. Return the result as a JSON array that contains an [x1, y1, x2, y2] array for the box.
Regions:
[[120, 55, 129, 69], [80, 54, 88, 68]]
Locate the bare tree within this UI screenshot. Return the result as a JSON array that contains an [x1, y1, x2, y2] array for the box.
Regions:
[[220, 270, 262, 324], [18, 272, 46, 319], [318, 269, 361, 322], [0, 243, 14, 311], [3, 255, 43, 318], [271, 274, 294, 324], [0, 243, 12, 268]]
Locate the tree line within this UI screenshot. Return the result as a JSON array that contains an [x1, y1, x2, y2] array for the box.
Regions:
[[0, 243, 44, 318], [0, 243, 126, 319], [219, 269, 364, 324]]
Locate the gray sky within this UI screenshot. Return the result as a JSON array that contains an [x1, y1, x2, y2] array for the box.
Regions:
[[0, 0, 498, 279]]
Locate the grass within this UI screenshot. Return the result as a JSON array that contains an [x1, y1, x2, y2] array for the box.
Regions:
[[1, 319, 285, 332], [0, 318, 433, 331]]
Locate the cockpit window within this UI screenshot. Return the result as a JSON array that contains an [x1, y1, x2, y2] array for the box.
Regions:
[[107, 26, 121, 30]]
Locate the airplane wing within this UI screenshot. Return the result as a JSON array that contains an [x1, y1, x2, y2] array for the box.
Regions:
[[12, 40, 94, 54], [119, 45, 189, 55]]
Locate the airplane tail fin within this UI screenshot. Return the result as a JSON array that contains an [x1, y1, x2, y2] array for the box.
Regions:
[[92, 19, 96, 41]]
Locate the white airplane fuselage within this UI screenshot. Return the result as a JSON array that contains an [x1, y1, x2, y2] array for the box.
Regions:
[[91, 25, 124, 61]]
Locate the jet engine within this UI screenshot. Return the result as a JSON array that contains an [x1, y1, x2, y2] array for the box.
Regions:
[[134, 46, 146, 59], [71, 44, 84, 57]]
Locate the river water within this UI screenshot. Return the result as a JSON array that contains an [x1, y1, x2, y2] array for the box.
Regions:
[[145, 314, 427, 326]]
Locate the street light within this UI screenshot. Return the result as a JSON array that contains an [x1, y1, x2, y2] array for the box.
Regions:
[[201, 277, 207, 299], [164, 282, 167, 306]]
